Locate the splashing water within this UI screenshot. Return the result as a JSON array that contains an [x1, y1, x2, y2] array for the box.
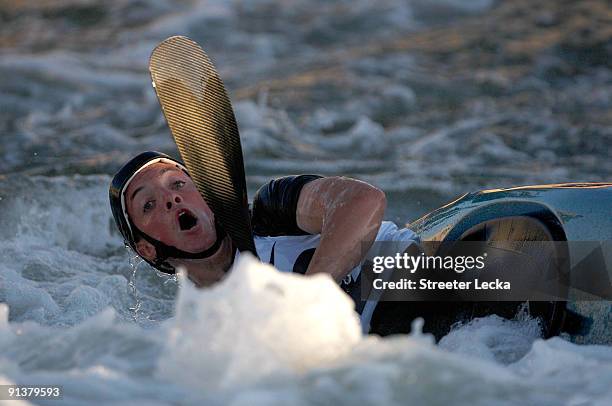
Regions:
[[1, 0, 611, 404], [2, 248, 612, 405]]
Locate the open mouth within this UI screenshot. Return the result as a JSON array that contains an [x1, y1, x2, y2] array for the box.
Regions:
[[178, 209, 198, 231]]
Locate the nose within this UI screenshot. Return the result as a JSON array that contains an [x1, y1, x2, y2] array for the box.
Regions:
[[166, 195, 182, 210]]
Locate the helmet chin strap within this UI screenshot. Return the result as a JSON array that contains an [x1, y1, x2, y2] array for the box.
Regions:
[[131, 218, 228, 273]]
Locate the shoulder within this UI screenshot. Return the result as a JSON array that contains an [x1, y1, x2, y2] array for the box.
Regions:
[[251, 175, 323, 236], [255, 175, 324, 202]]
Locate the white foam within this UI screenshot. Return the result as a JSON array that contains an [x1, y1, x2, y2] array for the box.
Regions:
[[1, 251, 612, 404], [157, 254, 362, 390], [439, 315, 542, 364], [0, 304, 14, 351]]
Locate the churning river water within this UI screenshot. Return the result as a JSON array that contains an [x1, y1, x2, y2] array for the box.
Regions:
[[1, 0, 611, 404]]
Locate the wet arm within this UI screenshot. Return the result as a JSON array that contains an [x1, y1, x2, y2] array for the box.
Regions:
[[296, 176, 386, 282]]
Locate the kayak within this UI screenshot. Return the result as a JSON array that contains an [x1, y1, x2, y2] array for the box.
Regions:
[[369, 183, 612, 344], [146, 36, 611, 344]]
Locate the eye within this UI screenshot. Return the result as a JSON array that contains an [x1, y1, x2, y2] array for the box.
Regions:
[[172, 180, 186, 190], [143, 200, 155, 213]]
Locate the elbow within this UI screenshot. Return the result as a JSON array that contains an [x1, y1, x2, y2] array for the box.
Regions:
[[347, 180, 386, 222], [368, 185, 387, 221], [322, 176, 387, 224]]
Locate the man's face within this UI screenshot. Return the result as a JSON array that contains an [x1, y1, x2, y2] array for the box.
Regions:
[[125, 162, 217, 255]]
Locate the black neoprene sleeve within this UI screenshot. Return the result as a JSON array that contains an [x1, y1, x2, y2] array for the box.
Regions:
[[251, 175, 323, 236]]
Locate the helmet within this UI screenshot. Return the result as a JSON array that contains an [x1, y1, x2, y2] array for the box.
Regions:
[[109, 151, 226, 274]]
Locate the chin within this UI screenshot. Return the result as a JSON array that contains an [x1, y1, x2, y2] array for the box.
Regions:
[[184, 233, 216, 253]]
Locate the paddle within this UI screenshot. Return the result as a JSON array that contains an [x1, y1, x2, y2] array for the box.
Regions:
[[149, 36, 257, 257]]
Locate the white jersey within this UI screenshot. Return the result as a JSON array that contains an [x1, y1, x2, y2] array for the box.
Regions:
[[237, 221, 419, 332]]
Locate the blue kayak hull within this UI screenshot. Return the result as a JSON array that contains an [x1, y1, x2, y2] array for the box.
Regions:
[[404, 183, 612, 344]]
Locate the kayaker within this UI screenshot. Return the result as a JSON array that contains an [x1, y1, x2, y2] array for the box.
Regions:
[[109, 151, 419, 329]]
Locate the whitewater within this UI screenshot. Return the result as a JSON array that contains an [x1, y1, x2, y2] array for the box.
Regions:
[[1, 0, 611, 404], [1, 177, 612, 405]]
